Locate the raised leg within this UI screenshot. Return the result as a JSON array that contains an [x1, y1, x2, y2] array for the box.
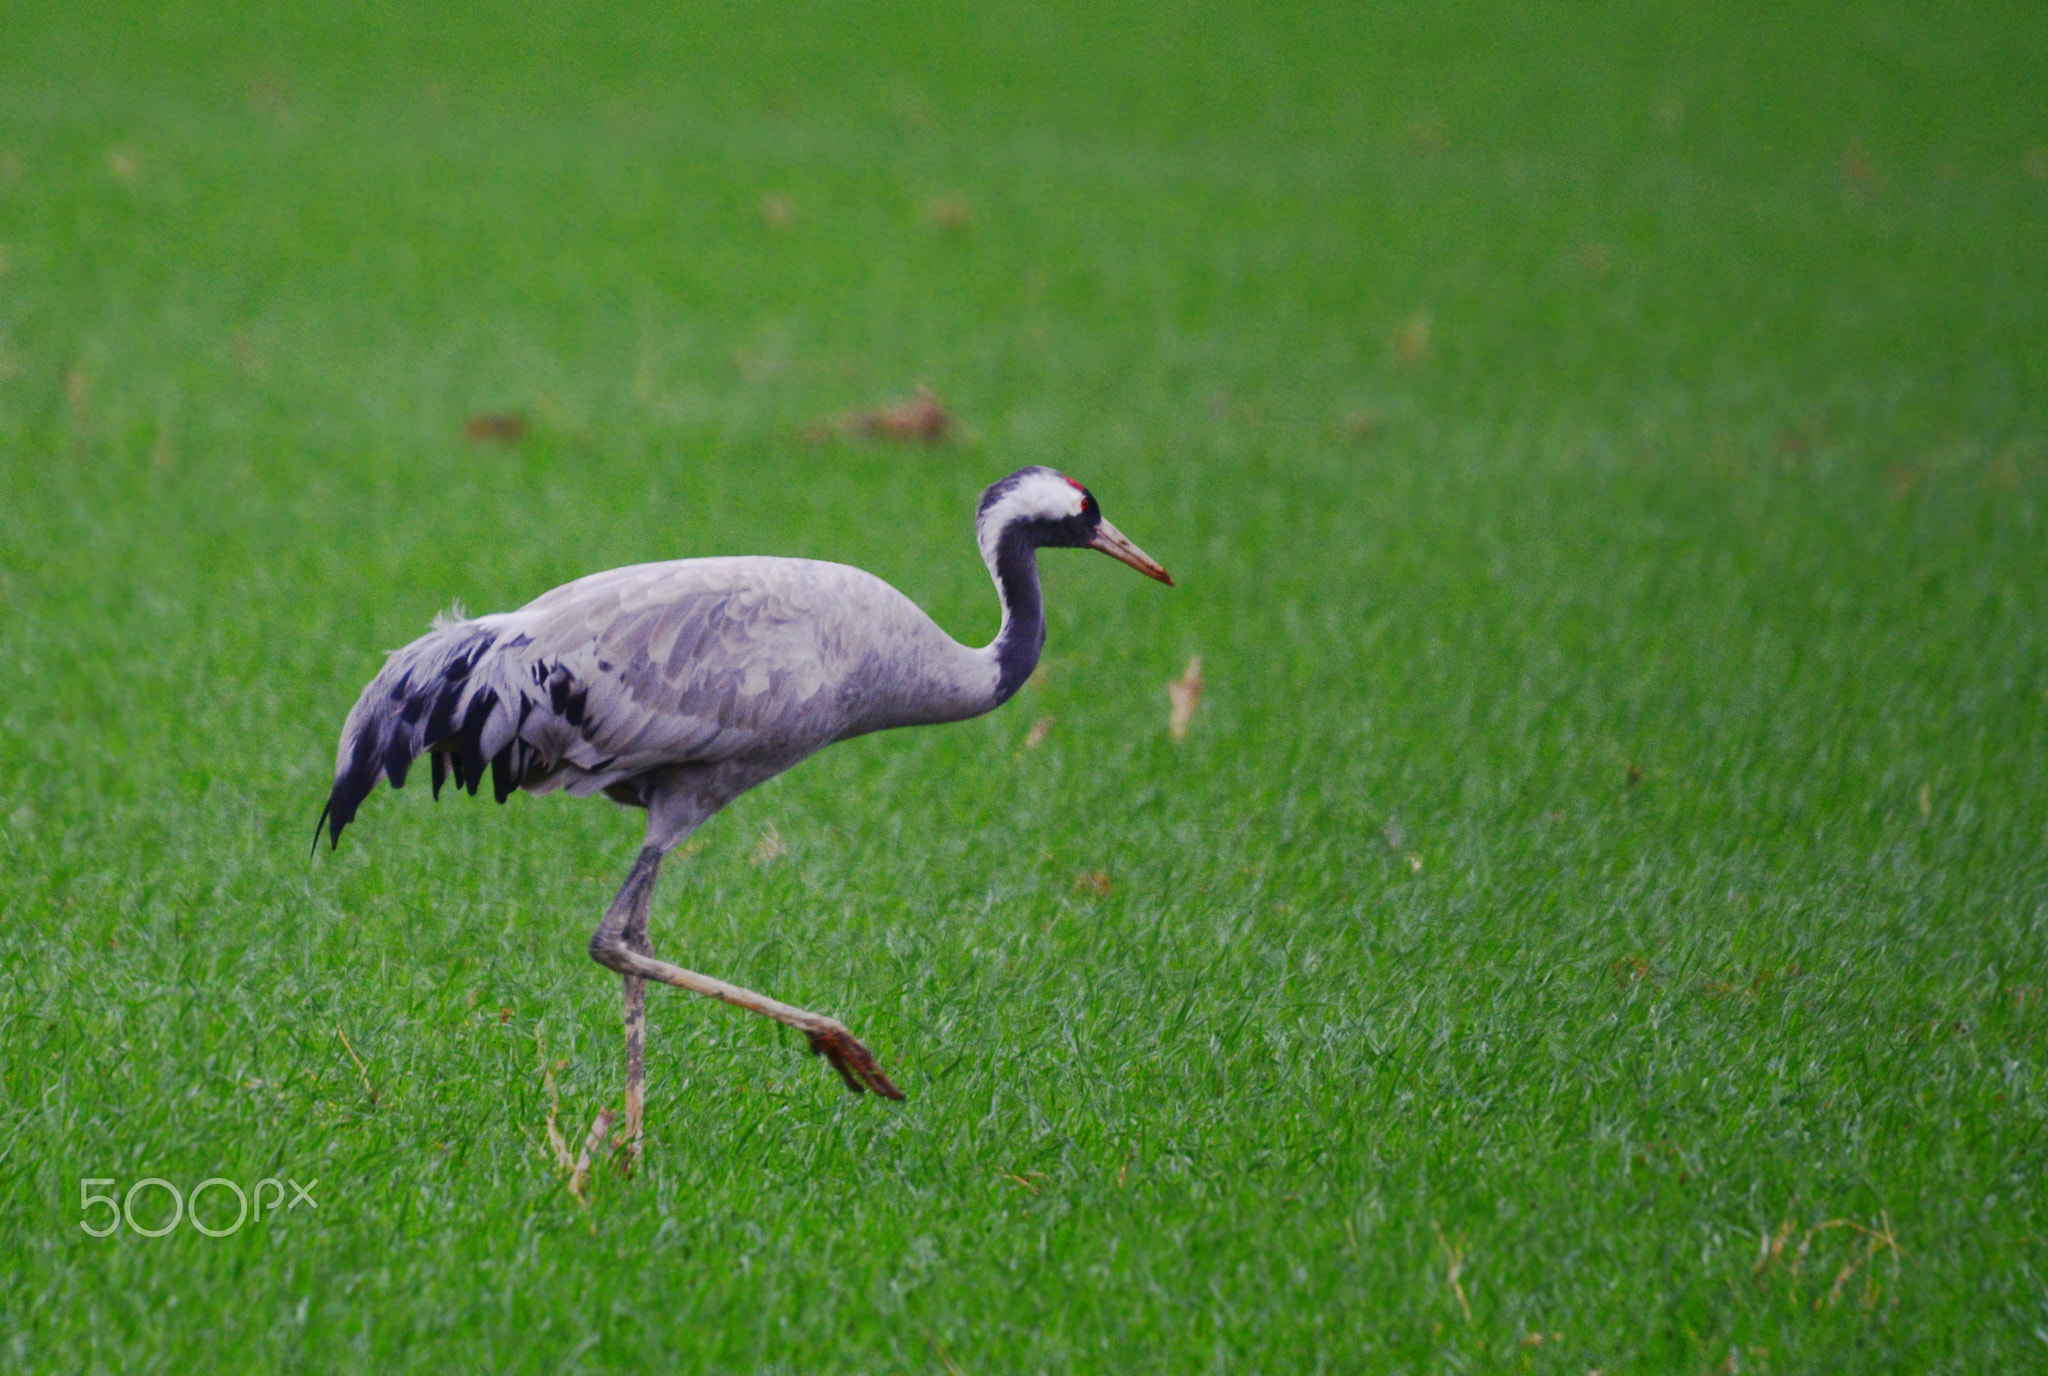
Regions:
[[591, 845, 904, 1105]]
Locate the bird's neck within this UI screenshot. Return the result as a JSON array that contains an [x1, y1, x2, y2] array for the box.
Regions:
[[985, 525, 1045, 705]]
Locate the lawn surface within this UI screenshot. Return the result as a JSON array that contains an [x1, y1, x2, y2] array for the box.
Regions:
[[2, 1, 2046, 1370]]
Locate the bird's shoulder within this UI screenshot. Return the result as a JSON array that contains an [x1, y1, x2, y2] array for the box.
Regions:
[[513, 556, 919, 634], [481, 557, 955, 764]]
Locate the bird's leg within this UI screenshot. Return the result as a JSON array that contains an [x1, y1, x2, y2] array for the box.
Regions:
[[590, 844, 904, 1101], [620, 973, 646, 1163], [599, 848, 661, 1161]]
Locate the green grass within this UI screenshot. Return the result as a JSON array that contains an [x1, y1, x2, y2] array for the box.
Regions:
[[3, 1, 2047, 1369]]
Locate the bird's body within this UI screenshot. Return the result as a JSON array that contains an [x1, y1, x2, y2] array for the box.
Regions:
[[319, 467, 1169, 1148], [322, 556, 1002, 836]]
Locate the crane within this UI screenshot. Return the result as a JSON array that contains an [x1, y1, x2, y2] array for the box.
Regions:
[[318, 466, 1171, 1153]]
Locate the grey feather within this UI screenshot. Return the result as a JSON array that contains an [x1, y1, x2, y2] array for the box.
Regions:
[[319, 557, 1000, 847]]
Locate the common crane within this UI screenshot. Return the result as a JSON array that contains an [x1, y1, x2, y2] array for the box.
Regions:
[[318, 466, 1170, 1152]]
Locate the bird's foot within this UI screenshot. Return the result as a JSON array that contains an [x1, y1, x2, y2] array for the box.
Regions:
[[806, 1021, 905, 1100], [609, 1125, 642, 1176]]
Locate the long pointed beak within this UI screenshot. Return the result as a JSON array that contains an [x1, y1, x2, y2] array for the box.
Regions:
[[1088, 519, 1174, 586]]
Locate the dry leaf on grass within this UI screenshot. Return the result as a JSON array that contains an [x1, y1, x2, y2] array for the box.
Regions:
[[335, 1026, 378, 1105], [856, 386, 950, 441], [759, 194, 796, 230], [544, 1111, 574, 1174], [567, 1108, 616, 1203], [1023, 716, 1055, 749], [751, 822, 786, 865], [1612, 955, 1654, 986], [923, 1330, 966, 1376], [925, 195, 972, 229], [1340, 410, 1385, 441], [1167, 656, 1203, 740], [1431, 1221, 1473, 1324], [463, 413, 527, 445], [535, 1028, 575, 1173], [807, 386, 951, 444], [1072, 870, 1112, 897]]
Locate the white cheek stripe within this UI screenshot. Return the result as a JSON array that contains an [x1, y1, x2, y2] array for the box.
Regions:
[[977, 472, 1086, 564]]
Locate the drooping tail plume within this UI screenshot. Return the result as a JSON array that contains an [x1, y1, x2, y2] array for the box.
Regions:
[[315, 615, 525, 850]]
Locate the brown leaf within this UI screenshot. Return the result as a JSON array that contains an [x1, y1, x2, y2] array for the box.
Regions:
[[854, 386, 950, 442], [925, 195, 972, 230], [1023, 716, 1055, 750], [1167, 656, 1203, 740], [1072, 870, 1112, 897], [1341, 410, 1386, 441], [463, 413, 527, 445], [808, 388, 952, 444], [750, 823, 786, 866]]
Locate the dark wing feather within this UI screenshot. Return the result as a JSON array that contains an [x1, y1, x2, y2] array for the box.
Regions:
[[318, 557, 983, 850]]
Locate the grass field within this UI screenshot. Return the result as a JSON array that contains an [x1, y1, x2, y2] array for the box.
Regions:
[[3, 1, 2047, 1370]]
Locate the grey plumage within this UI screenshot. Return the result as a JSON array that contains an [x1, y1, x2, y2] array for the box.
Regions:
[[320, 557, 1000, 847], [316, 466, 1170, 1117]]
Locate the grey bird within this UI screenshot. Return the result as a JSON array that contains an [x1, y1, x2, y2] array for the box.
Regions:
[[318, 466, 1171, 1151]]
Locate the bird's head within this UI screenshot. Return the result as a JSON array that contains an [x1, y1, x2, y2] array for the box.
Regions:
[[975, 466, 1173, 585]]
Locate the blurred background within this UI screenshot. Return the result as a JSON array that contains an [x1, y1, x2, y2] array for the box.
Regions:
[[2, 0, 2045, 1369]]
